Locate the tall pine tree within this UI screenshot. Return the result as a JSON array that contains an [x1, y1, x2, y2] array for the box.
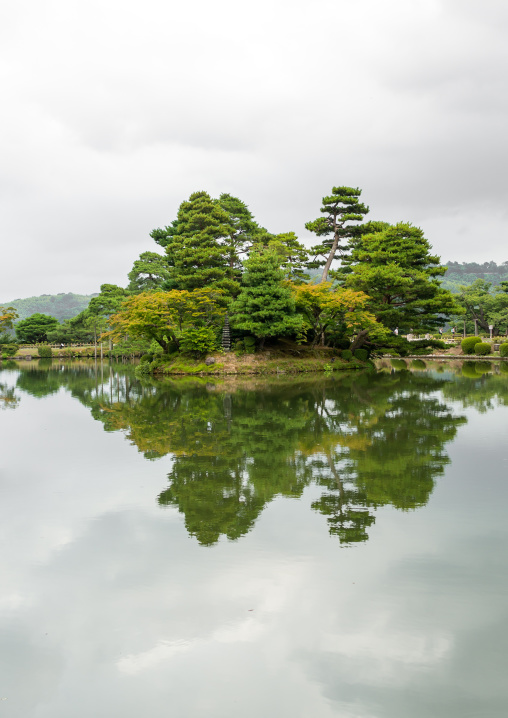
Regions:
[[306, 186, 369, 282], [164, 191, 238, 294], [230, 248, 304, 348]]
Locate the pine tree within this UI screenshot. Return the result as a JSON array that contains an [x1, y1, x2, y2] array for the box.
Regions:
[[345, 222, 460, 332], [306, 186, 369, 282], [230, 248, 304, 348], [163, 191, 238, 294]]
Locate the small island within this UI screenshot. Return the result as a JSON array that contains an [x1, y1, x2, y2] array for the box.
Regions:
[[2, 186, 508, 373]]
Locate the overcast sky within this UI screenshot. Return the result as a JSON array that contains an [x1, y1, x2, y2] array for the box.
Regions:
[[1, 0, 507, 302]]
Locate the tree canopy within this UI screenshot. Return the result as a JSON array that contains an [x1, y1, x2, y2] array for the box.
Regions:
[[344, 223, 460, 332], [15, 313, 59, 343], [230, 248, 305, 347], [108, 288, 226, 353], [306, 186, 369, 282]]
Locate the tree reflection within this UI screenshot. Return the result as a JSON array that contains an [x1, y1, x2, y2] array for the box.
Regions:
[[0, 381, 20, 409], [7, 359, 495, 546], [83, 370, 467, 546]]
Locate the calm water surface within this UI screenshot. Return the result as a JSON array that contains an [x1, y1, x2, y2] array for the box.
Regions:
[[1, 359, 508, 717]]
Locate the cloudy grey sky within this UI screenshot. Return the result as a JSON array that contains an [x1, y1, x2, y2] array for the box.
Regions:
[[1, 0, 507, 302]]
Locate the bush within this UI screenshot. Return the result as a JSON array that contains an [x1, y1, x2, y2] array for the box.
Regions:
[[499, 342, 508, 357], [1, 343, 19, 356], [410, 339, 446, 351], [354, 348, 368, 361], [474, 342, 492, 356], [333, 338, 351, 350], [341, 349, 353, 360], [37, 345, 53, 358], [243, 336, 256, 353], [179, 326, 218, 356], [461, 336, 482, 354]]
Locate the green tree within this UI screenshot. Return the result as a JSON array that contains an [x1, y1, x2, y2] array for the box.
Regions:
[[306, 186, 369, 282], [108, 288, 226, 354], [456, 279, 508, 336], [345, 223, 460, 333], [15, 313, 59, 343], [162, 191, 238, 294], [83, 284, 130, 355], [291, 281, 387, 347], [230, 248, 305, 348], [261, 232, 310, 282], [127, 251, 171, 292], [0, 306, 18, 344], [46, 313, 95, 345], [217, 193, 262, 280]]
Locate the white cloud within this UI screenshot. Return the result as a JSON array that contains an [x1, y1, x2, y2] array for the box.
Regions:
[[1, 0, 507, 301]]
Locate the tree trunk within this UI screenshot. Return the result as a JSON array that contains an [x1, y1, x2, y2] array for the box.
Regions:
[[320, 235, 339, 283], [349, 329, 369, 351]]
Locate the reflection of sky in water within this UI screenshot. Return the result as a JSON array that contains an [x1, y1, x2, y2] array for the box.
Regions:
[[1, 364, 508, 718]]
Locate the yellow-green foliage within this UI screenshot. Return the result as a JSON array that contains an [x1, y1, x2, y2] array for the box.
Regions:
[[37, 345, 53, 358], [474, 342, 492, 355], [461, 336, 482, 354], [499, 342, 508, 357]]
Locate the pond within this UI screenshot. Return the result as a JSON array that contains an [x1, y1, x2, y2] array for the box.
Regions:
[[1, 358, 508, 717]]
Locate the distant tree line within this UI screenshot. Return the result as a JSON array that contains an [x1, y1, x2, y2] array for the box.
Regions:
[[3, 292, 97, 323], [442, 261, 508, 293]]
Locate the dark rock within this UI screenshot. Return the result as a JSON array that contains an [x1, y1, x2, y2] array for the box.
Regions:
[[204, 357, 215, 366]]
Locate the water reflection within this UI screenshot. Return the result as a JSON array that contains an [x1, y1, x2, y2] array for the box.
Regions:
[[0, 382, 20, 409], [2, 360, 483, 546]]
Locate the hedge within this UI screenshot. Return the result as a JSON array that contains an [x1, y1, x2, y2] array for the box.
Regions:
[[474, 342, 492, 356], [354, 348, 368, 361], [461, 336, 483, 354], [499, 342, 508, 357]]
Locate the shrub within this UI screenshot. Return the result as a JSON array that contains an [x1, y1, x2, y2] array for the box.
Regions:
[[135, 362, 152, 377], [354, 348, 368, 361], [334, 338, 351, 350], [461, 336, 482, 354], [341, 349, 353, 360], [499, 342, 508, 357], [243, 336, 256, 353], [179, 326, 218, 356], [474, 342, 491, 356], [37, 345, 53, 358], [410, 339, 446, 351], [1, 343, 19, 356]]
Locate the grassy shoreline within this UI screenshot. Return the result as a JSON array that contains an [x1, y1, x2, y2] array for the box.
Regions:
[[145, 349, 368, 376]]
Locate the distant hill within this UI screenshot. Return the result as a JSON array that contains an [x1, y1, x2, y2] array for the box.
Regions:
[[4, 293, 98, 322], [441, 261, 508, 292]]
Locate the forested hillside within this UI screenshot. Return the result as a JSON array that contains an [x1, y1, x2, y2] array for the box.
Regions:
[[442, 261, 508, 292], [5, 293, 97, 322]]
